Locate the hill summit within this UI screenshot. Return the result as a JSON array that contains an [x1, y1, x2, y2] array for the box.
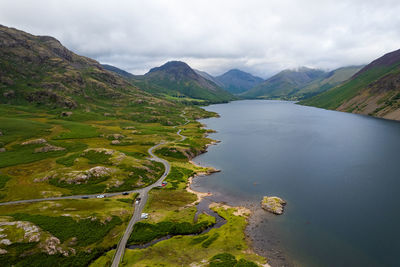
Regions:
[[137, 61, 235, 103]]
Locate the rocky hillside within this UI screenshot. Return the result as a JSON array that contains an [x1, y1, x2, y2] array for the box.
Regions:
[[215, 69, 264, 94], [134, 61, 235, 103], [300, 49, 400, 121], [0, 25, 156, 110], [242, 67, 326, 99], [293, 66, 363, 99], [194, 69, 224, 88], [101, 64, 137, 80]]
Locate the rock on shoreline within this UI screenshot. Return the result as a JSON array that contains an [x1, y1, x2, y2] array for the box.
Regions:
[[261, 196, 286, 215]]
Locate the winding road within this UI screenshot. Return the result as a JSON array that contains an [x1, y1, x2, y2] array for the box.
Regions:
[[0, 130, 186, 207], [0, 116, 189, 267], [111, 128, 187, 267]]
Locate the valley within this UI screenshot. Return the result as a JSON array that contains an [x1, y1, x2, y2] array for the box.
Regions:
[[1, 10, 400, 266]]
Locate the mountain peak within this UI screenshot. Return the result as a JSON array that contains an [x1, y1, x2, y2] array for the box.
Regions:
[[148, 61, 193, 74], [216, 69, 264, 94], [142, 61, 234, 103]]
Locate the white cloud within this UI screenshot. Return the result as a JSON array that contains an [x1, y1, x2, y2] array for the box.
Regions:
[[1, 0, 400, 78]]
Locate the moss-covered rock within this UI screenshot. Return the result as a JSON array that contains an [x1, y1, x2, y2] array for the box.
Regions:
[[261, 196, 286, 215]]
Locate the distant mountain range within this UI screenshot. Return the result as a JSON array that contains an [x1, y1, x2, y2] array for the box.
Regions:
[[214, 69, 264, 94], [241, 66, 362, 100], [300, 49, 400, 121], [1, 24, 400, 122], [133, 61, 235, 103]]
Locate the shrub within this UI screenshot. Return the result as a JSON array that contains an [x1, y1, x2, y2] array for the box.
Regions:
[[209, 253, 237, 267], [56, 153, 80, 167], [10, 213, 122, 246], [81, 150, 112, 165], [202, 233, 219, 248], [0, 174, 11, 189], [128, 220, 212, 245]]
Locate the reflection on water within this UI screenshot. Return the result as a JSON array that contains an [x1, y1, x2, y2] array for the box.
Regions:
[[192, 100, 400, 267]]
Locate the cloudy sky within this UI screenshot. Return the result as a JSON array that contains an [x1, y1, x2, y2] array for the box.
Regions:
[[1, 0, 400, 78]]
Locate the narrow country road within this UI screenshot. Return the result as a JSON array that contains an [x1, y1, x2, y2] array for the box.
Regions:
[[0, 130, 186, 207], [111, 126, 187, 266]]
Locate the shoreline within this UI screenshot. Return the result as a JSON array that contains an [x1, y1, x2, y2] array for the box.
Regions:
[[187, 126, 272, 266]]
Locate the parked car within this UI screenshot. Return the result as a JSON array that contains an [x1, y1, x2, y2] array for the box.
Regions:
[[122, 192, 129, 195], [96, 194, 105, 199], [162, 181, 168, 187], [140, 213, 148, 219], [135, 199, 140, 205], [81, 196, 89, 199]]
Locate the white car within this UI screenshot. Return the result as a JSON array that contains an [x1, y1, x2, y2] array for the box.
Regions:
[[96, 194, 105, 199], [140, 213, 149, 219]]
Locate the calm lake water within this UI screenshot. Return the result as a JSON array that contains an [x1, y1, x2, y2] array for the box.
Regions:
[[192, 100, 400, 267]]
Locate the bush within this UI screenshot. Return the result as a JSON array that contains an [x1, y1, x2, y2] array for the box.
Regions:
[[209, 253, 259, 267], [190, 235, 209, 244], [56, 153, 80, 167], [0, 174, 11, 189], [202, 233, 219, 248], [209, 253, 237, 267], [155, 147, 187, 159], [82, 150, 112, 165], [0, 248, 107, 267], [49, 177, 108, 195], [166, 167, 194, 189], [10, 213, 122, 246], [128, 220, 212, 245], [236, 259, 259, 267]]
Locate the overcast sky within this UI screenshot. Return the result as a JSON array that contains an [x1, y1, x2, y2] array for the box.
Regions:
[[1, 0, 400, 78]]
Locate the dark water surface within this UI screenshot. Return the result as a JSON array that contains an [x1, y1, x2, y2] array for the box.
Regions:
[[192, 100, 400, 267]]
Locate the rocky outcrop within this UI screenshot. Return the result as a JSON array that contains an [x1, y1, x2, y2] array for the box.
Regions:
[[107, 133, 125, 140], [82, 148, 126, 164], [0, 220, 41, 244], [87, 166, 113, 178], [26, 90, 77, 109], [60, 111, 73, 117], [261, 196, 286, 215], [111, 140, 121, 145], [35, 165, 114, 184], [21, 138, 47, 145], [62, 166, 113, 184], [0, 148, 5, 153], [34, 144, 65, 153]]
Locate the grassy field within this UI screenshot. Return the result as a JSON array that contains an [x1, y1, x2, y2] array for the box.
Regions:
[[115, 205, 265, 266], [0, 194, 136, 266], [0, 97, 264, 266], [0, 98, 226, 266], [92, 153, 266, 266]]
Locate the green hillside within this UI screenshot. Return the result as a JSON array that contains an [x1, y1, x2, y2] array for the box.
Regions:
[[294, 66, 363, 99], [300, 49, 400, 121], [242, 67, 326, 100], [105, 61, 235, 104]]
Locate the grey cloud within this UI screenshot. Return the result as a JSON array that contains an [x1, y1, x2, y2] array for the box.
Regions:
[[1, 0, 400, 78]]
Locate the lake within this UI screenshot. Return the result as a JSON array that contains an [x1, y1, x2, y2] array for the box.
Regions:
[[192, 100, 400, 267]]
